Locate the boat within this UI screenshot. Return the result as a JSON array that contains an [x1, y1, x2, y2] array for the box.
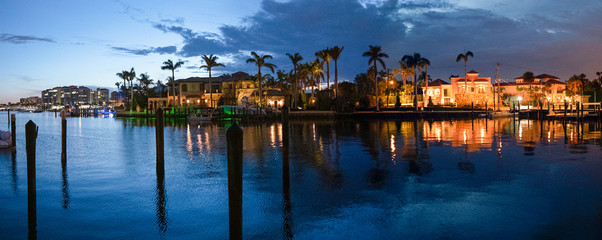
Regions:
[[0, 130, 12, 149], [478, 110, 516, 119], [187, 110, 213, 123]]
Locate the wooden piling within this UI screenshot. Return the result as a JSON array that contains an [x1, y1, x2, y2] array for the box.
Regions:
[[25, 120, 38, 240], [281, 106, 292, 239], [7, 109, 10, 128], [61, 111, 67, 161], [226, 123, 243, 240], [564, 102, 567, 123], [155, 108, 164, 172], [576, 102, 580, 120], [471, 102, 474, 118], [11, 114, 16, 150]]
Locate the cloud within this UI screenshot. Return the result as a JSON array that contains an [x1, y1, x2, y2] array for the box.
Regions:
[[148, 0, 602, 81], [0, 34, 54, 44], [111, 45, 177, 55]]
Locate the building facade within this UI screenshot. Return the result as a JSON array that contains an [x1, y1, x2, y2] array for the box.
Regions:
[[42, 86, 110, 109]]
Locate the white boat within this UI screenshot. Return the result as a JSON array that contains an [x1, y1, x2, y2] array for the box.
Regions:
[[0, 130, 12, 149], [187, 111, 213, 122], [479, 111, 516, 119]]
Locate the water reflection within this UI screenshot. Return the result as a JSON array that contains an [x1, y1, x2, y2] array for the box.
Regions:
[[61, 158, 70, 209], [281, 120, 293, 239], [156, 166, 168, 232]]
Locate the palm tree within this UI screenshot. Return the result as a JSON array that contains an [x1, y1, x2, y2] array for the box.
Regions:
[[161, 59, 184, 106], [315, 48, 332, 90], [200, 54, 225, 108], [456, 51, 474, 92], [116, 71, 128, 106], [401, 53, 422, 111], [286, 52, 303, 108], [419, 57, 431, 106], [329, 46, 344, 100], [308, 59, 325, 100], [362, 45, 388, 111], [126, 68, 136, 111], [247, 52, 277, 109], [137, 73, 154, 97]]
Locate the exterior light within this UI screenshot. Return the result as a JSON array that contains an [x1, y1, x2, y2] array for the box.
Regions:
[[389, 80, 394, 85], [517, 96, 522, 102]]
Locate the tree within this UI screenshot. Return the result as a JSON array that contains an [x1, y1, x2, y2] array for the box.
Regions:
[[401, 53, 423, 110], [362, 45, 388, 111], [286, 52, 303, 108], [161, 59, 184, 106], [419, 57, 430, 106], [116, 71, 129, 107], [307, 59, 325, 100], [200, 54, 225, 108], [126, 68, 136, 111], [316, 48, 332, 90], [329, 46, 344, 101], [246, 52, 276, 109], [456, 51, 474, 92]]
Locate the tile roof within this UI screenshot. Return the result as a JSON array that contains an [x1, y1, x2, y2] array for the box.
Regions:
[[467, 70, 479, 74], [428, 79, 449, 86]]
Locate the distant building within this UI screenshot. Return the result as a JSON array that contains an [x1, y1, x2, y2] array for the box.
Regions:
[[42, 86, 111, 109]]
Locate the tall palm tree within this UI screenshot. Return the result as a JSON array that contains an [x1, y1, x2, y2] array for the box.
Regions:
[[308, 59, 325, 100], [456, 51, 474, 92], [200, 54, 225, 108], [161, 59, 184, 106], [316, 48, 332, 90], [329, 46, 344, 100], [402, 53, 422, 111], [362, 45, 388, 111], [286, 52, 303, 108], [419, 57, 431, 106], [246, 52, 277, 109], [116, 70, 128, 105], [127, 68, 136, 111]]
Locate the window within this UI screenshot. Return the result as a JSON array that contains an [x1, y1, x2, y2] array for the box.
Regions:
[[443, 89, 448, 97], [434, 89, 440, 96], [478, 86, 485, 93], [181, 84, 188, 92], [471, 87, 475, 93]]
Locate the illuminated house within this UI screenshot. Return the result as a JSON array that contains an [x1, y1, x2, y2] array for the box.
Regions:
[[495, 74, 568, 104], [450, 70, 493, 106], [424, 79, 452, 105], [149, 71, 284, 109]]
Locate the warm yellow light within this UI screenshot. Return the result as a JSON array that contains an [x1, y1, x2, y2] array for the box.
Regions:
[[517, 96, 522, 101], [389, 80, 394, 85]]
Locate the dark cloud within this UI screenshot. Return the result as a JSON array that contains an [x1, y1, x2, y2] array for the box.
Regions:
[[0, 34, 54, 44], [149, 0, 602, 81], [111, 46, 177, 55]]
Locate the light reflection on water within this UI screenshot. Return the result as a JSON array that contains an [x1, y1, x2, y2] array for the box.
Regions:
[[0, 112, 601, 239]]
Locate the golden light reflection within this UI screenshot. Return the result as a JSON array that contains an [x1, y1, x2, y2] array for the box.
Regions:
[[186, 124, 192, 153], [196, 133, 203, 154], [390, 134, 397, 165]]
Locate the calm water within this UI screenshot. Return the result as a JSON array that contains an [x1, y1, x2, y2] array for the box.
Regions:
[[1, 112, 602, 239]]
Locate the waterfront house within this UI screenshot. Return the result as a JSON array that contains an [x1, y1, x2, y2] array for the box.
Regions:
[[494, 73, 570, 106], [450, 70, 493, 106], [424, 79, 453, 105]]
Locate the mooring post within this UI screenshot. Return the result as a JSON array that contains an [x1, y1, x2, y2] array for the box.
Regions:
[[155, 108, 164, 172], [26, 120, 38, 240], [61, 110, 67, 161], [471, 102, 474, 118], [11, 114, 16, 150], [7, 109, 10, 128], [226, 123, 243, 240], [281, 104, 289, 124], [564, 101, 567, 123], [576, 102, 580, 120], [281, 104, 292, 239]]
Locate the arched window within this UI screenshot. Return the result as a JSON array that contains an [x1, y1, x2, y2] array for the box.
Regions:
[[182, 84, 188, 92]]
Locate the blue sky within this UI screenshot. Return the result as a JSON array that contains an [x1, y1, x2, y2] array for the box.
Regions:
[[1, 0, 602, 104]]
